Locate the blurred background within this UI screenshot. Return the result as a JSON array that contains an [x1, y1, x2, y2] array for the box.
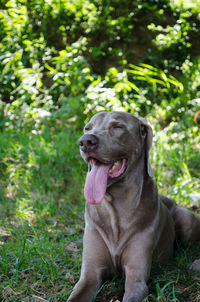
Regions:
[[0, 0, 200, 301]]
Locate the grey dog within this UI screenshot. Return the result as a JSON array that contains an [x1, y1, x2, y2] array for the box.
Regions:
[[67, 111, 200, 302]]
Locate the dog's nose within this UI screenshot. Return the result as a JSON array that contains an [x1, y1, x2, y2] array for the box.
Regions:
[[79, 134, 99, 153]]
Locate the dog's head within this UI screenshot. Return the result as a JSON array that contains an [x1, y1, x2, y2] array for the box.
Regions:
[[79, 111, 153, 204]]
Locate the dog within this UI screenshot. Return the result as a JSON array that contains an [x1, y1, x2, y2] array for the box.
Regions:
[[67, 111, 200, 302]]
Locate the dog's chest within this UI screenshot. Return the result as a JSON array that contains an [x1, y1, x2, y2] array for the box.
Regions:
[[86, 199, 137, 268]]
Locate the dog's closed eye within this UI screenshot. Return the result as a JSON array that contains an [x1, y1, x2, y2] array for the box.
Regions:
[[110, 123, 125, 130]]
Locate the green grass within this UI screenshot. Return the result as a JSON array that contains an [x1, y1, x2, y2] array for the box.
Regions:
[[1, 213, 199, 301], [0, 126, 86, 301], [0, 190, 85, 301], [0, 221, 83, 301]]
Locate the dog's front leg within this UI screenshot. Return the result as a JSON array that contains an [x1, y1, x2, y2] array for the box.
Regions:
[[67, 266, 103, 302], [67, 226, 111, 302], [122, 235, 153, 302], [122, 266, 149, 302]]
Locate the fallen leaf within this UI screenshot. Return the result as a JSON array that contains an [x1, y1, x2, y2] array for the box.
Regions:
[[31, 295, 48, 302], [65, 227, 76, 235], [66, 242, 80, 252], [66, 269, 75, 283], [2, 286, 21, 298], [0, 226, 10, 237]]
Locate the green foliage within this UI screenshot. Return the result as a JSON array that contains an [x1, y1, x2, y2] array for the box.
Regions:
[[151, 119, 200, 204], [1, 0, 200, 127]]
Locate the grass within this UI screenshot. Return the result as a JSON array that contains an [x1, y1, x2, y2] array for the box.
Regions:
[[0, 118, 200, 301], [0, 126, 86, 301], [1, 211, 200, 302], [0, 197, 85, 302]]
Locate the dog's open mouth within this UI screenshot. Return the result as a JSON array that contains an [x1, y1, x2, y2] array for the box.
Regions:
[[84, 158, 127, 205], [89, 158, 127, 178]]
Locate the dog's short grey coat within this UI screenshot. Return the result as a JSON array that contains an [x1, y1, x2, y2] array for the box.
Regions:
[[67, 111, 200, 302]]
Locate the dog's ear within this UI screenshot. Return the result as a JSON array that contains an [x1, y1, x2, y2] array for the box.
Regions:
[[139, 118, 153, 178]]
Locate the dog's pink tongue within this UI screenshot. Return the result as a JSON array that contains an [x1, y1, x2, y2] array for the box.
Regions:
[[84, 163, 111, 204]]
